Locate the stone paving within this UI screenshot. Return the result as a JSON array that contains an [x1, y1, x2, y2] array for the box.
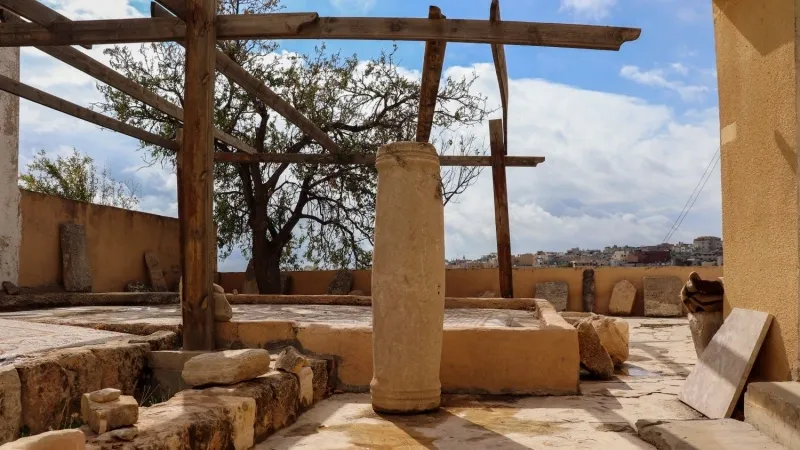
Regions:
[[256, 318, 703, 449]]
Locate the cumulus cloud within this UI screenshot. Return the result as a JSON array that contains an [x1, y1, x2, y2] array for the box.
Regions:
[[559, 0, 617, 21], [620, 64, 710, 102], [329, 0, 375, 14]]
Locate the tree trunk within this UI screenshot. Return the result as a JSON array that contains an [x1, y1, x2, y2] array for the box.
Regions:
[[252, 233, 283, 294]]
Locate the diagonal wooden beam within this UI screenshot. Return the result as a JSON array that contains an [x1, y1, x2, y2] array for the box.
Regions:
[[0, 73, 177, 150], [489, 118, 513, 298], [490, 0, 509, 155], [0, 15, 642, 50], [415, 6, 447, 143], [152, 1, 341, 155], [0, 0, 91, 49], [214, 152, 545, 166], [0, 9, 256, 155]]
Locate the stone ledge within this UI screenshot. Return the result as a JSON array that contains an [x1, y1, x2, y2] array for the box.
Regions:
[[0, 293, 178, 312], [745, 382, 800, 448], [637, 419, 784, 449]]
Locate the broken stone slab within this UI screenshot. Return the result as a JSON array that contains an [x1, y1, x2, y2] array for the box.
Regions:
[[214, 292, 233, 322], [744, 382, 800, 448], [2, 281, 20, 295], [182, 349, 271, 387], [609, 280, 636, 316], [589, 316, 629, 367], [2, 429, 86, 450], [688, 311, 723, 358], [636, 419, 784, 450], [327, 268, 354, 295], [144, 251, 168, 292], [576, 320, 614, 379], [275, 346, 310, 373], [88, 388, 121, 403], [0, 366, 21, 445], [582, 269, 595, 313], [643, 276, 684, 317], [534, 281, 568, 312], [83, 395, 138, 434], [679, 308, 773, 419], [60, 223, 93, 293], [128, 330, 179, 351]]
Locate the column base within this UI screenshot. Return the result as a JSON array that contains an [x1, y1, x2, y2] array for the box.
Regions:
[[370, 386, 441, 415]]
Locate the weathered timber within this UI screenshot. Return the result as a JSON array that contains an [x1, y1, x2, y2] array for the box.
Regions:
[[214, 152, 545, 167], [0, 74, 177, 150], [0, 9, 255, 155], [489, 119, 513, 298], [0, 0, 91, 49], [0, 15, 642, 50], [415, 6, 446, 143], [490, 0, 509, 154], [151, 1, 341, 155], [179, 0, 216, 350]]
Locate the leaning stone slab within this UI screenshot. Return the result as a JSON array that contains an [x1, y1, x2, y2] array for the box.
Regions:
[[535, 281, 568, 312], [679, 308, 773, 419], [83, 395, 138, 434], [609, 280, 636, 316], [327, 269, 354, 295], [745, 382, 800, 448], [182, 349, 271, 386], [643, 276, 683, 317], [0, 366, 21, 445], [590, 316, 629, 367], [60, 223, 92, 292], [214, 292, 233, 322], [637, 419, 784, 450], [1, 429, 86, 450], [576, 320, 614, 379], [144, 251, 168, 292], [582, 269, 595, 313]]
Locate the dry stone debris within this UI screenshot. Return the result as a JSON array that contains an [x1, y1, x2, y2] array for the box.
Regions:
[[327, 269, 354, 295], [534, 281, 568, 312], [609, 280, 636, 316], [576, 320, 614, 379], [182, 349, 271, 387], [643, 276, 684, 317], [275, 346, 310, 374], [83, 395, 138, 434]]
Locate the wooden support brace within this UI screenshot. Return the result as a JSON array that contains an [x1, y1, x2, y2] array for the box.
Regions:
[[213, 152, 545, 167], [489, 119, 513, 298], [0, 0, 91, 49], [415, 6, 447, 143], [490, 0, 509, 154]]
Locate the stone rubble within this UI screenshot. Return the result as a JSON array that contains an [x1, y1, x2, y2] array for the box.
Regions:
[[82, 394, 138, 434], [275, 346, 309, 374], [182, 349, 271, 387], [87, 388, 120, 403], [575, 320, 614, 379]]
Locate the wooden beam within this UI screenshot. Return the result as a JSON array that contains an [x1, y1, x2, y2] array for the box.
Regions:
[[0, 0, 91, 49], [0, 9, 256, 155], [180, 0, 216, 351], [0, 15, 642, 50], [214, 152, 544, 167], [489, 119, 513, 298], [151, 1, 341, 155], [0, 74, 177, 150], [490, 0, 509, 155], [415, 6, 447, 143]]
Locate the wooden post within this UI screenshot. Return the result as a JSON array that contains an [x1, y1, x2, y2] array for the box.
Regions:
[[490, 0, 509, 154], [415, 6, 446, 143], [490, 119, 513, 298], [180, 0, 216, 350]]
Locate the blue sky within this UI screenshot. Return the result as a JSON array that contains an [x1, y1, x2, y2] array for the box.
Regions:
[[17, 0, 720, 270]]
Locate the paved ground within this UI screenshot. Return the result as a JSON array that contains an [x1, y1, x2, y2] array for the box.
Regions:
[[256, 318, 703, 449], [0, 304, 540, 329]]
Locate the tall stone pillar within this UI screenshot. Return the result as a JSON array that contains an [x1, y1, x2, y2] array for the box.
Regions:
[[371, 142, 445, 414], [0, 47, 20, 284]]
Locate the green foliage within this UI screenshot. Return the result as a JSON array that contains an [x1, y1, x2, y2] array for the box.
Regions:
[[19, 148, 139, 210]]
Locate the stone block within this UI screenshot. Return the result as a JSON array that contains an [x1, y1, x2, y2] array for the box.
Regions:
[[214, 292, 233, 322], [679, 308, 773, 419], [609, 280, 636, 316], [129, 330, 179, 351], [326, 269, 354, 295], [589, 316, 629, 367], [88, 388, 121, 403], [576, 320, 613, 379], [0, 366, 21, 445], [83, 395, 138, 434], [213, 283, 225, 294], [534, 281, 568, 312], [582, 269, 595, 313], [106, 426, 138, 441], [182, 349, 271, 387], [637, 418, 784, 450], [275, 346, 309, 373], [1, 429, 85, 450], [309, 358, 331, 403], [15, 356, 70, 435], [144, 251, 168, 292], [147, 350, 208, 371], [297, 366, 313, 408], [688, 311, 723, 358], [745, 382, 800, 448], [60, 223, 92, 293], [643, 276, 683, 317], [52, 348, 101, 415], [86, 343, 149, 395], [263, 371, 300, 430]]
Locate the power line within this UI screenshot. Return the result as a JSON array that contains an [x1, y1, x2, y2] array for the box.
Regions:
[[662, 147, 721, 243]]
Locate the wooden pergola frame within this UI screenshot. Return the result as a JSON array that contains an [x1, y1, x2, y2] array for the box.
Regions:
[[0, 0, 640, 350]]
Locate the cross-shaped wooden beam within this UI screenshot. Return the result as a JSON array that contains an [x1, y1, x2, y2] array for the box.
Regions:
[[0, 0, 91, 49]]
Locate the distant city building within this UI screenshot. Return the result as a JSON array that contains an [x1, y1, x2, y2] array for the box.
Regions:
[[693, 236, 722, 253]]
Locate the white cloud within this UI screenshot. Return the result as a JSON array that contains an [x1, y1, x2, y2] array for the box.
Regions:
[[41, 0, 142, 20], [329, 0, 375, 14], [559, 0, 617, 20], [620, 65, 710, 102]]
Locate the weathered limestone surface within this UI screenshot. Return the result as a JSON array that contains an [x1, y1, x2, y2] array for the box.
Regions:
[[214, 292, 233, 322], [275, 346, 309, 373], [213, 283, 225, 294], [609, 280, 636, 316], [88, 388, 120, 403], [84, 395, 138, 434], [535, 281, 568, 312], [297, 366, 313, 408], [182, 349, 271, 386], [2, 429, 86, 450], [590, 316, 629, 367], [54, 348, 102, 414], [326, 269, 354, 295], [128, 330, 179, 351], [144, 251, 168, 292], [687, 311, 723, 357], [679, 309, 773, 419], [582, 269, 595, 313], [576, 320, 613, 379], [745, 382, 800, 449], [15, 355, 70, 434], [0, 366, 20, 445], [309, 359, 331, 403], [637, 419, 784, 450], [643, 276, 683, 317], [60, 223, 93, 292], [106, 426, 137, 441], [371, 142, 445, 414], [86, 343, 148, 395]]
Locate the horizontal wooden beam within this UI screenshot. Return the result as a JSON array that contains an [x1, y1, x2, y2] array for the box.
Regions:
[[151, 1, 341, 155], [0, 14, 641, 50], [0, 0, 91, 49], [214, 152, 545, 167], [0, 74, 178, 151]]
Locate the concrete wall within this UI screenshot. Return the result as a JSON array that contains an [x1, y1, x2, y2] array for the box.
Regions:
[[18, 190, 181, 292], [713, 0, 798, 381], [0, 47, 20, 284], [219, 266, 723, 314]]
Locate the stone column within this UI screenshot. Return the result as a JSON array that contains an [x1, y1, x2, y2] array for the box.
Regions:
[[370, 141, 445, 414], [0, 47, 20, 285]]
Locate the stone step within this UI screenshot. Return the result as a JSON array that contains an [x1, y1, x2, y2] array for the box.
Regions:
[[745, 382, 800, 448], [636, 419, 786, 449]]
